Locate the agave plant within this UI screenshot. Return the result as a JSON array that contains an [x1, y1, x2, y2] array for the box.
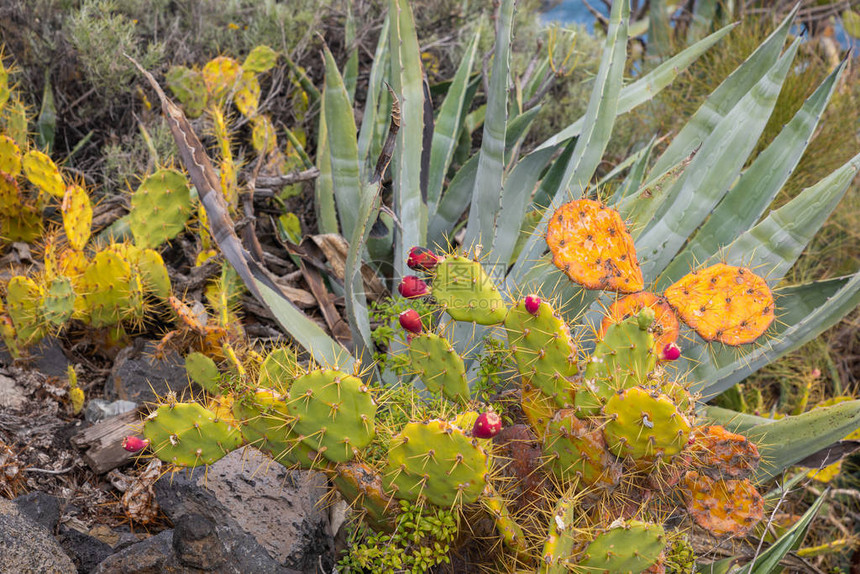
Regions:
[[132, 0, 860, 569]]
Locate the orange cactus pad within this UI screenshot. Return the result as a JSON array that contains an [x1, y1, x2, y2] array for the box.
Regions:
[[689, 425, 760, 481], [682, 471, 763, 538], [664, 263, 774, 346], [599, 292, 680, 354], [546, 199, 644, 293]]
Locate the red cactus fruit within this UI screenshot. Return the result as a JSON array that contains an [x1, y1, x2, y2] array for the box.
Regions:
[[122, 436, 150, 453], [398, 309, 423, 334], [661, 342, 681, 361], [524, 295, 541, 315], [398, 275, 429, 298], [406, 246, 440, 271], [473, 411, 502, 439]]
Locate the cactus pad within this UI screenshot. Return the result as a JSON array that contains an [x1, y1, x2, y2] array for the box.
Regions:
[[202, 56, 242, 102], [578, 520, 665, 573], [408, 333, 469, 403], [287, 369, 376, 463], [522, 382, 557, 439], [144, 401, 243, 467], [61, 184, 92, 251], [682, 472, 763, 538], [258, 347, 299, 393], [42, 276, 75, 327], [546, 199, 643, 293], [331, 461, 395, 529], [0, 134, 21, 176], [664, 263, 774, 346], [242, 45, 279, 74], [185, 352, 220, 393], [603, 387, 691, 462], [79, 250, 133, 328], [384, 419, 489, 507], [600, 292, 679, 356], [539, 493, 578, 573], [128, 168, 193, 249], [5, 275, 45, 345], [22, 149, 65, 197], [544, 409, 621, 488], [233, 389, 319, 469], [505, 297, 577, 407], [689, 425, 760, 481], [165, 66, 207, 118], [431, 256, 507, 324], [135, 248, 171, 302], [576, 310, 657, 416]]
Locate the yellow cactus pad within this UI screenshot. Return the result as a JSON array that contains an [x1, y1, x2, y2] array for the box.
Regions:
[[546, 199, 644, 293], [682, 472, 763, 538], [22, 149, 65, 198], [599, 292, 680, 355], [61, 184, 92, 251], [664, 263, 774, 346], [202, 56, 241, 102], [0, 134, 22, 176]]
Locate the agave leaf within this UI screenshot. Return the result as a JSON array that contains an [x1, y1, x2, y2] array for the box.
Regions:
[[315, 95, 339, 235], [343, 3, 359, 103], [608, 135, 656, 202], [687, 0, 717, 44], [534, 22, 735, 153], [504, 105, 541, 165], [635, 39, 800, 281], [658, 59, 848, 287], [691, 272, 860, 398], [323, 45, 362, 241], [357, 16, 389, 178], [648, 0, 672, 57], [428, 153, 479, 248], [389, 0, 426, 273], [510, 0, 628, 285], [718, 150, 860, 282], [427, 32, 481, 213], [463, 0, 515, 253], [648, 5, 796, 177]]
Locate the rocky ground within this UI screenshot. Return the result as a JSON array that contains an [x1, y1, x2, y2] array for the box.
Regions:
[[0, 338, 343, 574]]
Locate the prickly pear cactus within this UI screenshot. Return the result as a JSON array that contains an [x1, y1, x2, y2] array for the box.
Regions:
[[538, 493, 578, 574], [505, 297, 578, 408], [577, 520, 665, 573], [22, 149, 65, 198], [546, 199, 643, 293], [543, 409, 621, 488], [61, 184, 92, 251], [664, 263, 774, 345], [257, 347, 299, 393], [185, 352, 221, 393], [79, 250, 133, 328], [4, 275, 45, 345], [286, 368, 377, 463], [384, 419, 489, 507], [431, 255, 507, 325], [128, 168, 193, 249], [144, 401, 243, 467], [0, 134, 21, 175], [682, 472, 764, 538], [408, 332, 469, 403], [600, 292, 679, 357], [603, 386, 691, 462], [42, 277, 75, 327], [689, 425, 760, 481]]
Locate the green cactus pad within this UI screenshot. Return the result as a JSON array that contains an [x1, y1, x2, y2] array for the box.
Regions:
[[577, 520, 665, 573], [603, 387, 692, 462], [242, 45, 279, 73], [42, 276, 75, 327], [408, 333, 469, 403], [128, 168, 193, 249], [544, 409, 621, 488], [539, 493, 578, 574], [0, 134, 22, 176], [383, 419, 489, 507], [575, 310, 657, 417], [185, 352, 220, 393], [330, 462, 396, 530], [144, 401, 243, 467], [483, 490, 528, 560], [258, 347, 299, 393], [233, 389, 319, 469], [0, 314, 19, 358], [287, 369, 376, 463], [431, 256, 507, 324], [505, 298, 578, 407], [135, 248, 172, 302], [79, 250, 133, 328], [61, 184, 92, 251], [22, 149, 65, 197], [166, 66, 207, 118], [5, 275, 45, 345]]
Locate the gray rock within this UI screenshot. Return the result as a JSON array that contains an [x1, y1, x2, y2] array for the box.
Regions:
[[154, 448, 334, 573], [0, 373, 27, 409], [58, 527, 114, 574], [27, 337, 72, 378], [14, 492, 61, 531], [0, 498, 76, 574], [91, 530, 172, 574], [105, 340, 189, 404]]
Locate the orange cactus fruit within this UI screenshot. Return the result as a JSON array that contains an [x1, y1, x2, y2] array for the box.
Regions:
[[689, 425, 760, 481], [664, 263, 774, 346], [546, 199, 644, 293], [599, 292, 680, 356], [682, 471, 763, 538]]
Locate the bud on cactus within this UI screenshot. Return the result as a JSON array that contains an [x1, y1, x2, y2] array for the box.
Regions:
[[661, 342, 681, 361], [399, 309, 423, 334], [398, 275, 429, 298], [406, 246, 439, 271], [122, 436, 150, 453], [524, 295, 541, 315], [472, 411, 502, 439]]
